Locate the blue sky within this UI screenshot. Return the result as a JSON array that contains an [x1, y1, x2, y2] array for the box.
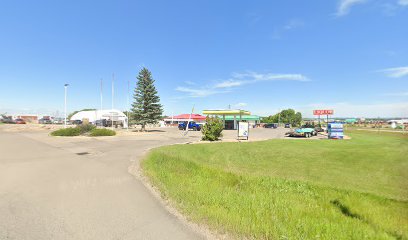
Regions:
[[0, 0, 407, 118]]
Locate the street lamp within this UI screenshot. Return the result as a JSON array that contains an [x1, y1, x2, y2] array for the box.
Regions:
[[64, 84, 69, 128]]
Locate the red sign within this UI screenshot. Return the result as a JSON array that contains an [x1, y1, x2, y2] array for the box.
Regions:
[[313, 110, 334, 115]]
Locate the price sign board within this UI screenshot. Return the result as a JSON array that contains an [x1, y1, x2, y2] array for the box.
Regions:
[[313, 110, 334, 115], [328, 122, 344, 139], [238, 122, 249, 140]]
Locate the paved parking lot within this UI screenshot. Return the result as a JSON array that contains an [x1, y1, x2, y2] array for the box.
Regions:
[[0, 124, 304, 240]]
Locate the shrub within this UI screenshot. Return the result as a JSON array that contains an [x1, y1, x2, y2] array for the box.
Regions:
[[90, 128, 116, 136], [201, 116, 223, 141], [51, 127, 81, 136], [76, 124, 96, 134]]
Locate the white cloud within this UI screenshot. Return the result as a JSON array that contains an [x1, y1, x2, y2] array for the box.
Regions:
[[214, 72, 309, 89], [184, 81, 196, 85], [234, 103, 248, 108], [379, 66, 408, 78], [336, 0, 367, 16], [283, 19, 304, 30], [383, 92, 408, 96], [176, 71, 310, 98], [271, 19, 304, 40], [175, 87, 226, 98], [398, 0, 408, 6]]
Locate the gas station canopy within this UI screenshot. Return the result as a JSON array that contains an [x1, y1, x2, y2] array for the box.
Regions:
[[202, 109, 251, 116], [202, 109, 251, 130]]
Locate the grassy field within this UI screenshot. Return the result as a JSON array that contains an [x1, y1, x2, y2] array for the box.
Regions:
[[142, 131, 408, 239]]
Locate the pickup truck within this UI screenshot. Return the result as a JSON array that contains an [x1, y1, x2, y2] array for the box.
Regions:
[[178, 121, 201, 131], [286, 128, 317, 138]]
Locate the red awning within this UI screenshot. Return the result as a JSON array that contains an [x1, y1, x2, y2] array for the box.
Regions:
[[171, 114, 206, 120]]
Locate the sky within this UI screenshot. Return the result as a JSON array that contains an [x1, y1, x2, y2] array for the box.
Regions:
[[0, 0, 407, 118]]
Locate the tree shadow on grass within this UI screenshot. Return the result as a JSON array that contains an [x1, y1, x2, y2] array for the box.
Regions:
[[330, 199, 404, 239]]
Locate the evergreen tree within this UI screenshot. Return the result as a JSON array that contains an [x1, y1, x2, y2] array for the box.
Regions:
[[131, 68, 163, 131]]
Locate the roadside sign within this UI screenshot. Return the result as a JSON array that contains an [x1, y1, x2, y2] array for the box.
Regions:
[[328, 122, 344, 139], [238, 122, 249, 140], [313, 110, 334, 115]]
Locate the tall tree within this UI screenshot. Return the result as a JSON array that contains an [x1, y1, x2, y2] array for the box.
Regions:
[[131, 68, 163, 131]]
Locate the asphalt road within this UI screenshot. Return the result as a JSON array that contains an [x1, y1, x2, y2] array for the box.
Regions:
[[0, 128, 204, 240], [0, 126, 289, 240]]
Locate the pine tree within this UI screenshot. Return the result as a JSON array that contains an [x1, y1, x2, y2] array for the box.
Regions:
[[131, 68, 163, 131]]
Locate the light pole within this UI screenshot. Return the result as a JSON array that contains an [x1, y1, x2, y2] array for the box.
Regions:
[[64, 84, 69, 128]]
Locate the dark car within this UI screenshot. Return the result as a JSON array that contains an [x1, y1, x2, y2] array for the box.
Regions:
[[94, 119, 108, 127], [39, 118, 52, 124], [314, 127, 325, 133], [178, 121, 201, 131], [284, 123, 291, 128], [15, 118, 26, 124], [71, 120, 83, 125], [264, 123, 278, 129]]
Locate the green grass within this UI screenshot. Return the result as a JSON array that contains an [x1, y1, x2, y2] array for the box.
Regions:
[[89, 128, 116, 136], [50, 127, 81, 136], [51, 125, 116, 137], [142, 131, 408, 239]]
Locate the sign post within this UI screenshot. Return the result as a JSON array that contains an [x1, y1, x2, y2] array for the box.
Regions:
[[328, 122, 344, 139], [237, 121, 249, 140], [313, 110, 334, 128]]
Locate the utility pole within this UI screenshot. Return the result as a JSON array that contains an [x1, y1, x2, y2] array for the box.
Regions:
[[100, 78, 103, 113], [127, 79, 130, 131], [112, 73, 114, 130], [64, 84, 69, 128]]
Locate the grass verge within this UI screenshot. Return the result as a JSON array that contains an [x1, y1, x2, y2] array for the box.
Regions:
[[142, 131, 408, 239], [90, 128, 116, 136]]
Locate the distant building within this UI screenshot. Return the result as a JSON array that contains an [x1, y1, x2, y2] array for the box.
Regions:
[[163, 114, 206, 125], [70, 109, 128, 127], [15, 115, 38, 123], [387, 119, 408, 124]]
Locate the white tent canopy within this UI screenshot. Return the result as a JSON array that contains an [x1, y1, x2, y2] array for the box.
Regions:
[[70, 109, 128, 127]]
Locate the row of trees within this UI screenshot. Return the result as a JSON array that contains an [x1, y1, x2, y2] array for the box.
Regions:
[[261, 109, 303, 127]]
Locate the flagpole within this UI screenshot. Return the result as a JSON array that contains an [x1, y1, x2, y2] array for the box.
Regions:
[[127, 79, 130, 131], [112, 73, 114, 130], [100, 78, 103, 113], [185, 104, 195, 135]]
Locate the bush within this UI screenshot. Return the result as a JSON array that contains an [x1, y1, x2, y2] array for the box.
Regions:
[[51, 127, 81, 136], [90, 128, 116, 136], [76, 124, 96, 134], [201, 116, 223, 141]]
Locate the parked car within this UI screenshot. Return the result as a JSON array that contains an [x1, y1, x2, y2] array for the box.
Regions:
[[71, 120, 83, 125], [39, 118, 52, 124], [264, 123, 278, 129], [314, 126, 325, 133], [14, 118, 26, 124], [52, 118, 65, 124], [284, 123, 291, 128], [94, 119, 108, 127], [178, 121, 201, 131], [1, 117, 15, 124]]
